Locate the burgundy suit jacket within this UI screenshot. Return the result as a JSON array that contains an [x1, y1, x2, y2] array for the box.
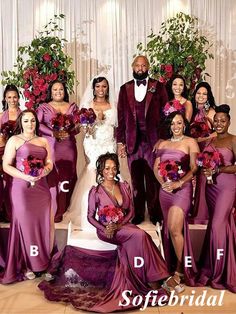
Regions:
[[116, 78, 168, 154]]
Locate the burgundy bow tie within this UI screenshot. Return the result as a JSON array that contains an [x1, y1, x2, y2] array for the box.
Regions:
[[137, 79, 147, 86]]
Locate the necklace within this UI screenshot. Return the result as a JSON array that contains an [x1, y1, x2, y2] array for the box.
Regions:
[[170, 135, 185, 142], [19, 133, 37, 141], [103, 183, 115, 195]]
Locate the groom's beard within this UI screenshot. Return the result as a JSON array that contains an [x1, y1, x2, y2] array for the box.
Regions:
[[133, 70, 149, 80]]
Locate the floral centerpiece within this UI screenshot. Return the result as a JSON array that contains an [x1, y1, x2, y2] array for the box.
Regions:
[[158, 160, 184, 182], [98, 205, 124, 226], [1, 14, 76, 109], [137, 12, 214, 94], [20, 155, 44, 187], [162, 99, 185, 117], [196, 151, 223, 184]]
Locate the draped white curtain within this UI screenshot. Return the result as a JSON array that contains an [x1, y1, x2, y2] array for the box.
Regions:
[[0, 0, 236, 132]]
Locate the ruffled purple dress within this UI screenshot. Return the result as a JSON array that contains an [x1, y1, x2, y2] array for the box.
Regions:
[[197, 145, 236, 293], [37, 103, 79, 221], [156, 148, 197, 285], [0, 141, 52, 284], [39, 181, 169, 312]]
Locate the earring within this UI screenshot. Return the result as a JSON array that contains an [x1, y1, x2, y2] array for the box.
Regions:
[[204, 101, 210, 111], [183, 126, 186, 133]]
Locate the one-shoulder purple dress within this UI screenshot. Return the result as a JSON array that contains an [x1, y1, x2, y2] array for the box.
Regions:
[[157, 148, 197, 285], [0, 141, 52, 284], [197, 145, 236, 293], [37, 103, 79, 222], [39, 182, 169, 312]]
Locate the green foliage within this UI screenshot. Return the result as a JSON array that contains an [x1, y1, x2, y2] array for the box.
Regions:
[[137, 12, 214, 94], [1, 14, 76, 109]]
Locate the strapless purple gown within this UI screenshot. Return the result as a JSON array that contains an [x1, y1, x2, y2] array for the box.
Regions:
[[197, 145, 236, 293], [39, 182, 169, 312], [0, 142, 52, 284], [157, 148, 197, 285], [0, 109, 21, 222], [37, 103, 79, 221]]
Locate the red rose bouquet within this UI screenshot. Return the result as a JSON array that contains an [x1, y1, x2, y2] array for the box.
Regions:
[[0, 121, 16, 140], [190, 120, 211, 138], [20, 155, 44, 187], [51, 113, 74, 132], [75, 108, 96, 126], [162, 99, 185, 117], [98, 205, 124, 226], [158, 160, 184, 182], [196, 151, 223, 184]]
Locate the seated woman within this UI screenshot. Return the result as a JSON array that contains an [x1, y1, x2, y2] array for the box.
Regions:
[[39, 153, 169, 312], [197, 104, 236, 293], [154, 111, 199, 292], [0, 110, 54, 283]]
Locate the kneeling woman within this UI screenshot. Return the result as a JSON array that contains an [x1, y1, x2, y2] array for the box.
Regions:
[[39, 153, 169, 312]]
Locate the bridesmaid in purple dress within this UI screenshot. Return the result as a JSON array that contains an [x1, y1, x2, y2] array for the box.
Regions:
[[37, 80, 79, 222], [197, 104, 236, 293], [0, 85, 21, 221], [1, 109, 54, 283], [154, 111, 199, 292], [39, 153, 169, 312], [190, 82, 216, 224]]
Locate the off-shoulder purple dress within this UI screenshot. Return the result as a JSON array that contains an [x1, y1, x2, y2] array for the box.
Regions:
[[0, 141, 52, 284], [37, 103, 79, 222], [39, 181, 169, 312], [157, 148, 198, 285], [197, 145, 236, 293]]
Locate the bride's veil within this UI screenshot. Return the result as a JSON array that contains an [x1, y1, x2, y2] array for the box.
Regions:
[[79, 68, 117, 126]]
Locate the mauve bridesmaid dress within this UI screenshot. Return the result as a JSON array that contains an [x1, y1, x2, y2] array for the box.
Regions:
[[0, 141, 52, 284], [37, 103, 78, 222], [157, 148, 198, 285], [39, 181, 169, 312], [197, 144, 236, 293]]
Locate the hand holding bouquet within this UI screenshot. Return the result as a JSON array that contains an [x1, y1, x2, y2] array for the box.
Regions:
[[98, 205, 124, 226], [51, 113, 74, 141], [20, 155, 44, 187], [190, 120, 211, 138], [158, 159, 184, 193], [196, 151, 223, 184]]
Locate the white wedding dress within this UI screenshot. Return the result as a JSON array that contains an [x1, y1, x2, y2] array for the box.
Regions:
[[64, 106, 117, 231]]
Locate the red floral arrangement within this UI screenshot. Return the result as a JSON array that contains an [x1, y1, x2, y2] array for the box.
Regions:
[[0, 121, 16, 140], [75, 108, 96, 125], [98, 205, 124, 225], [162, 99, 185, 117], [190, 120, 211, 138], [158, 160, 184, 182], [196, 151, 223, 184], [158, 64, 174, 84], [51, 113, 75, 132], [20, 155, 44, 187]]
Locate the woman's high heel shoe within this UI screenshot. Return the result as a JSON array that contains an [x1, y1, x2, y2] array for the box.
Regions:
[[162, 274, 185, 294], [25, 271, 36, 280]]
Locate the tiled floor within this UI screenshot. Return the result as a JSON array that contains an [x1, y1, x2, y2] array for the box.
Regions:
[[0, 278, 235, 314]]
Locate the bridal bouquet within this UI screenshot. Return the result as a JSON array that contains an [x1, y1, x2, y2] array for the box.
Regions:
[[20, 155, 44, 187], [98, 205, 124, 226], [75, 108, 96, 126], [162, 99, 185, 117], [190, 120, 211, 138], [0, 121, 16, 140], [196, 151, 223, 184], [158, 160, 184, 182]]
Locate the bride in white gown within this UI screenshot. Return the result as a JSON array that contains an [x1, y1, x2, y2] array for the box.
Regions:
[[64, 76, 117, 231]]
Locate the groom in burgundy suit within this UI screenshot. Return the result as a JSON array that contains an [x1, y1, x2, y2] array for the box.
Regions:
[[117, 55, 168, 224]]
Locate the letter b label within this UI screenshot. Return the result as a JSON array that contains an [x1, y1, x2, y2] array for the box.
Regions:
[[30, 245, 39, 256]]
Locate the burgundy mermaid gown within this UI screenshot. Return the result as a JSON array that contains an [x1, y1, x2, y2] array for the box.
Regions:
[[37, 103, 78, 222], [0, 141, 52, 284], [190, 109, 214, 224], [157, 148, 197, 285], [197, 144, 236, 293], [0, 108, 21, 221], [39, 181, 169, 312]]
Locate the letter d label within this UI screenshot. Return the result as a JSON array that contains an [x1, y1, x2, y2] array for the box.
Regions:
[[134, 257, 144, 268]]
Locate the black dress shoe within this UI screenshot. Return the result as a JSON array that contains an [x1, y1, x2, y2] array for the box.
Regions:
[[132, 217, 144, 225]]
